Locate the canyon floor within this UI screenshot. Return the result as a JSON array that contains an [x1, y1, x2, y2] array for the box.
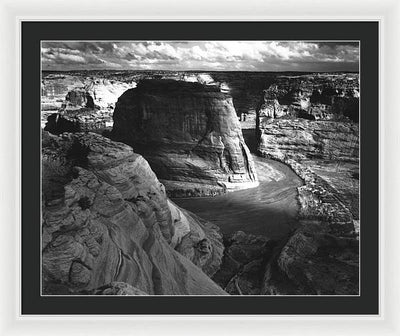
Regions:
[[173, 119, 303, 239], [174, 155, 303, 239]]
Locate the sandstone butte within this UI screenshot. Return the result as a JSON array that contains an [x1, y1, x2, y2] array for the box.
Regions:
[[111, 79, 259, 197], [42, 131, 226, 295]]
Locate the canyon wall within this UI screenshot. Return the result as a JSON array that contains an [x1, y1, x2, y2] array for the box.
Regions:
[[254, 77, 360, 295], [258, 119, 359, 163], [111, 79, 258, 197], [42, 75, 133, 132], [257, 74, 359, 122], [42, 132, 226, 295]]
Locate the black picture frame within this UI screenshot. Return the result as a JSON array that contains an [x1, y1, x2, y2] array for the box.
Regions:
[[22, 21, 379, 315]]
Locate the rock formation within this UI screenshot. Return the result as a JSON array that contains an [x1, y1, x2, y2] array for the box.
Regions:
[[257, 74, 359, 122], [254, 76, 360, 295], [258, 119, 359, 163], [111, 79, 258, 197], [41, 71, 360, 296], [44, 108, 112, 135], [42, 75, 134, 133], [262, 220, 359, 295], [82, 282, 149, 295], [212, 231, 276, 295], [261, 161, 359, 294], [64, 89, 96, 109], [42, 74, 134, 112], [42, 131, 226, 295], [212, 159, 359, 295]]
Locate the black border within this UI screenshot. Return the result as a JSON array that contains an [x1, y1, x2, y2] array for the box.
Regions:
[[22, 21, 379, 315]]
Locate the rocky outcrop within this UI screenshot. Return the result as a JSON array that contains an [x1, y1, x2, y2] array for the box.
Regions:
[[212, 231, 276, 295], [44, 113, 82, 135], [256, 142, 360, 295], [42, 75, 134, 132], [42, 132, 226, 295], [255, 148, 359, 294], [44, 109, 112, 135], [256, 76, 359, 166], [82, 282, 149, 295], [42, 74, 133, 111], [257, 74, 359, 122], [111, 79, 258, 197], [262, 220, 359, 295], [255, 77, 360, 295], [64, 89, 95, 109], [258, 119, 359, 163]]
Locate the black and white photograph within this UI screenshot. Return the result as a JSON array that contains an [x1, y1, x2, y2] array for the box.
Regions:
[[40, 40, 360, 296]]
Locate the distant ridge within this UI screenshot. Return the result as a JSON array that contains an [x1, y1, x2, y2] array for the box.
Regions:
[[41, 69, 360, 74]]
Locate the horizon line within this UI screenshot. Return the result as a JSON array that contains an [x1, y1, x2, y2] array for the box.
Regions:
[[41, 69, 360, 73]]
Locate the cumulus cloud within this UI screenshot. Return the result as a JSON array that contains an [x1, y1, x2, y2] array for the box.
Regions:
[[41, 41, 359, 71]]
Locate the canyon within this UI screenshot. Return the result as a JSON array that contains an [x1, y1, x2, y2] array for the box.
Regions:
[[41, 71, 359, 295]]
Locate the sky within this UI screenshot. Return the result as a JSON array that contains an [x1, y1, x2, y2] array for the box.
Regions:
[[41, 41, 359, 72]]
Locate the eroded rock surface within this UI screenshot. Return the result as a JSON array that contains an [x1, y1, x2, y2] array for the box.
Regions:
[[212, 231, 276, 295], [257, 73, 359, 122], [255, 76, 360, 295], [111, 79, 258, 197], [258, 119, 359, 163], [82, 282, 149, 295], [42, 76, 133, 132], [262, 220, 359, 295], [42, 132, 226, 295], [255, 157, 359, 295]]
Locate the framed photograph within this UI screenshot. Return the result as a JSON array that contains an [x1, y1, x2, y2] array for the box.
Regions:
[[2, 0, 399, 333], [21, 20, 377, 315]]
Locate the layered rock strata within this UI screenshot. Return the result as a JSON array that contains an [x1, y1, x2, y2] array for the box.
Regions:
[[42, 132, 226, 295], [258, 119, 359, 163], [253, 77, 360, 295], [42, 77, 133, 132], [259, 156, 358, 295], [257, 74, 359, 122], [112, 79, 258, 197], [215, 159, 359, 295], [44, 107, 117, 135]]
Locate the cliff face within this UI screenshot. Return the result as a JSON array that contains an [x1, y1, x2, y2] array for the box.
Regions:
[[42, 76, 133, 132], [42, 75, 133, 112], [258, 119, 359, 163], [253, 77, 360, 295], [111, 80, 258, 197], [42, 132, 226, 295], [257, 74, 359, 122]]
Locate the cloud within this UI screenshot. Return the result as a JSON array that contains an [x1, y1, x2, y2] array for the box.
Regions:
[[41, 41, 359, 71]]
